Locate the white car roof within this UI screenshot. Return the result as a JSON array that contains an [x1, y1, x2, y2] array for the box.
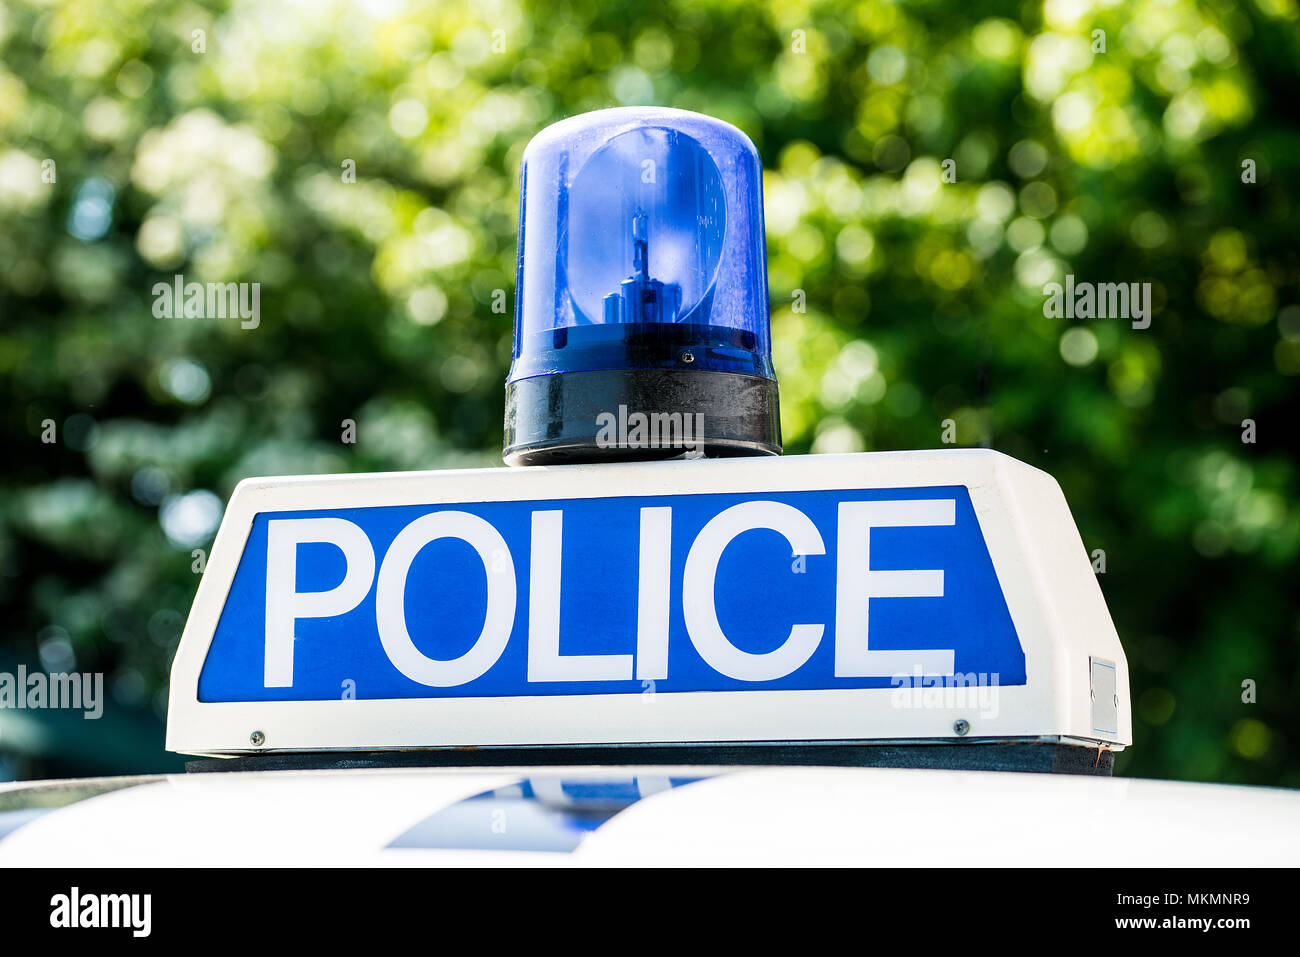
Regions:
[[2, 765, 1297, 866]]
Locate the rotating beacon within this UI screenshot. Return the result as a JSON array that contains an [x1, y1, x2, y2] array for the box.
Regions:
[[504, 107, 782, 465]]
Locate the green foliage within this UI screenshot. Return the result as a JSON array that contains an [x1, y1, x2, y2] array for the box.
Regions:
[[1, 0, 1296, 783]]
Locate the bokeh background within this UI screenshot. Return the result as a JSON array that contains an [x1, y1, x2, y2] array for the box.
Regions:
[[1, 0, 1296, 784]]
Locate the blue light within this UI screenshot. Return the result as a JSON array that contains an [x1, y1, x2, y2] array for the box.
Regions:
[[503, 107, 781, 465], [510, 107, 774, 381]]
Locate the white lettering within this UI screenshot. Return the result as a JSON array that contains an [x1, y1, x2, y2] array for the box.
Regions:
[[834, 500, 956, 677], [635, 507, 672, 681], [375, 511, 515, 686], [682, 501, 825, 681], [265, 519, 375, 687], [527, 510, 633, 681]]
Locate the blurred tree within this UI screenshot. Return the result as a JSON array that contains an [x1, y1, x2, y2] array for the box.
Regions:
[[0, 0, 1296, 783]]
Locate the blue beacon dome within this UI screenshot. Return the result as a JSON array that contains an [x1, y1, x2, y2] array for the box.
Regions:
[[503, 107, 782, 466]]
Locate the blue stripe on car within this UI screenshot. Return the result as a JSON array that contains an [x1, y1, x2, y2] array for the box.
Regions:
[[389, 776, 703, 852]]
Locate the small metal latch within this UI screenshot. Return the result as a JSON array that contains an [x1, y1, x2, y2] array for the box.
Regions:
[[1090, 656, 1118, 736]]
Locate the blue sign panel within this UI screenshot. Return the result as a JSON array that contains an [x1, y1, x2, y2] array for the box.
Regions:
[[198, 486, 1024, 702]]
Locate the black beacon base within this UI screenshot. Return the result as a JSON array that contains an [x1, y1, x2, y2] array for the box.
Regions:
[[503, 368, 782, 467]]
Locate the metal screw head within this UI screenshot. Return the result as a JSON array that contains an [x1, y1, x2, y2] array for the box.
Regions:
[[953, 719, 970, 736], [679, 350, 695, 364], [249, 730, 265, 747]]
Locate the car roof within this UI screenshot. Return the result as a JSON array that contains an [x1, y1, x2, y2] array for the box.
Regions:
[[2, 765, 1297, 866]]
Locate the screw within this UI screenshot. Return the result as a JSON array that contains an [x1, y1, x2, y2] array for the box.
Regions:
[[953, 719, 970, 736], [249, 730, 265, 747], [679, 350, 695, 364]]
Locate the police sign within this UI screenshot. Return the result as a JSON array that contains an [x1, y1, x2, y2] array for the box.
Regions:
[[166, 450, 1130, 754]]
